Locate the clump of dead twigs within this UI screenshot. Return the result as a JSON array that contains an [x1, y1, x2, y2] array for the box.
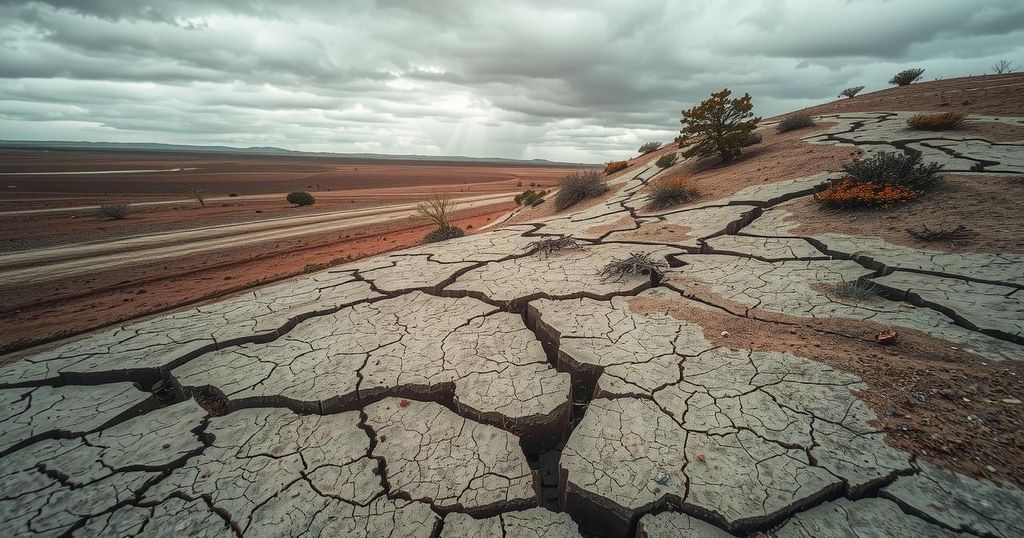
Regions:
[[599, 252, 667, 283], [526, 236, 581, 257], [906, 225, 974, 243]]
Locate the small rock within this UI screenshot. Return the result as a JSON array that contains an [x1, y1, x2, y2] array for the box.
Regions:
[[875, 329, 898, 345], [1002, 398, 1022, 405], [398, 398, 410, 408], [720, 331, 729, 337], [655, 469, 670, 485], [939, 389, 956, 400], [986, 465, 997, 473]]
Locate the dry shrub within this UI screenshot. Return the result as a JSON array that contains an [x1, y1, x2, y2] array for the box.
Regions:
[[99, 202, 130, 220], [839, 86, 865, 99], [906, 112, 967, 130], [604, 160, 629, 175], [638, 141, 662, 154], [645, 178, 701, 210], [744, 131, 763, 146], [814, 179, 921, 207], [843, 151, 942, 191], [555, 169, 608, 210], [776, 114, 815, 132], [889, 68, 925, 86], [655, 153, 678, 169]]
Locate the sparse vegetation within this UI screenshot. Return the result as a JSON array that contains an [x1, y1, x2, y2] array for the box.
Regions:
[[99, 202, 130, 220], [839, 86, 865, 99], [415, 194, 465, 243], [907, 225, 974, 243], [638, 141, 662, 154], [644, 178, 701, 210], [679, 88, 761, 163], [889, 68, 925, 86], [514, 189, 547, 206], [744, 131, 763, 146], [814, 179, 922, 207], [188, 188, 207, 207], [815, 151, 943, 208], [842, 151, 943, 191], [286, 191, 316, 206], [526, 236, 580, 257], [831, 280, 881, 301], [655, 153, 678, 169], [604, 160, 629, 175], [906, 112, 967, 130], [423, 225, 465, 243], [776, 114, 815, 133], [555, 169, 608, 211], [991, 59, 1016, 74], [600, 252, 667, 283], [228, 192, 239, 197]]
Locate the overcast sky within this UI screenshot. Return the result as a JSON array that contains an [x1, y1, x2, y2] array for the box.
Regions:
[[0, 0, 1022, 162]]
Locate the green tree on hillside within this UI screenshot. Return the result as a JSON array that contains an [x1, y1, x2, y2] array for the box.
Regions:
[[679, 89, 761, 163]]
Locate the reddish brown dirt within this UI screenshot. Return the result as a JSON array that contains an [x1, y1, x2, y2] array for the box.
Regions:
[[654, 122, 857, 207], [782, 73, 1024, 118], [780, 174, 1024, 254], [0, 149, 582, 195], [0, 204, 513, 354], [629, 286, 1024, 488]]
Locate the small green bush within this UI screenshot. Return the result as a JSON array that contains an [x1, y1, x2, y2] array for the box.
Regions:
[[287, 191, 316, 206], [638, 141, 662, 154], [679, 88, 761, 163], [99, 202, 130, 220], [842, 151, 942, 190], [424, 225, 464, 243], [514, 189, 547, 206], [889, 68, 924, 86], [839, 86, 865, 99], [555, 169, 608, 211], [655, 153, 678, 169], [831, 280, 881, 301], [776, 114, 815, 132]]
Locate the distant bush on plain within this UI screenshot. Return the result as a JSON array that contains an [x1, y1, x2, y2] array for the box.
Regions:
[[555, 169, 608, 211], [645, 178, 701, 210], [604, 160, 629, 175], [287, 191, 316, 206], [889, 68, 924, 86], [839, 86, 865, 99], [514, 189, 547, 206], [415, 194, 464, 243], [776, 114, 815, 133], [99, 202, 130, 220], [679, 88, 761, 163], [655, 153, 678, 169], [906, 112, 966, 130], [638, 141, 662, 154]]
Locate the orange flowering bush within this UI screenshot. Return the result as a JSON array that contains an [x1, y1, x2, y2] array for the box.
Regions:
[[907, 112, 966, 130], [814, 179, 921, 207], [604, 160, 629, 175]]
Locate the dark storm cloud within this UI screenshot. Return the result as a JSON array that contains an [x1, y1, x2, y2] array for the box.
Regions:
[[0, 0, 1021, 161]]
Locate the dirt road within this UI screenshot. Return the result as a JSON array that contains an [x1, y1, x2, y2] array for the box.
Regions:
[[0, 192, 514, 285]]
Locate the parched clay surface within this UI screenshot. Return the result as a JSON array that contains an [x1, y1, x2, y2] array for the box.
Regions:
[[2, 109, 1023, 537], [0, 382, 153, 455], [441, 507, 583, 537]]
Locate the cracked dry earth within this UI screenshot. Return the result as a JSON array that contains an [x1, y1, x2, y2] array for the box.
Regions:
[[2, 111, 1024, 538]]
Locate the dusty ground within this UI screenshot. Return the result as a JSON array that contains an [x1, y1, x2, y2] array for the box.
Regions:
[[631, 287, 1024, 487], [782, 174, 1024, 254], [0, 204, 512, 354], [783, 72, 1024, 118]]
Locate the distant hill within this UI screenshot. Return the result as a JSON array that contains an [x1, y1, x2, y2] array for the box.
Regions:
[[0, 140, 590, 167]]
